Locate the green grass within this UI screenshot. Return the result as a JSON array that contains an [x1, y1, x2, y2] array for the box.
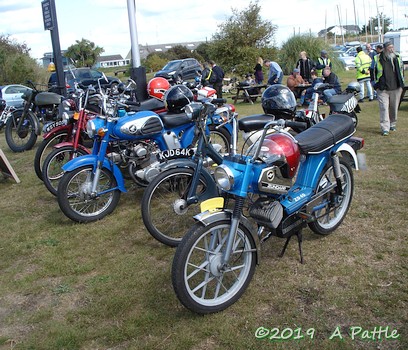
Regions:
[[0, 70, 407, 350]]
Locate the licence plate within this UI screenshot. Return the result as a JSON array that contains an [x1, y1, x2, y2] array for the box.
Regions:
[[156, 148, 195, 162], [43, 120, 66, 133]]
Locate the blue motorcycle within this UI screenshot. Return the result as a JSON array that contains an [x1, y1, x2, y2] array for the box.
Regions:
[[56, 85, 233, 223], [172, 112, 364, 314]]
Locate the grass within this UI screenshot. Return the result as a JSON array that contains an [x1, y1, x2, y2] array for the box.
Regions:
[[0, 70, 407, 350]]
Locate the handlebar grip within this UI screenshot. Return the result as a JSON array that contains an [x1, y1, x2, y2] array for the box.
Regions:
[[124, 100, 141, 106], [285, 120, 308, 131], [212, 98, 226, 105]]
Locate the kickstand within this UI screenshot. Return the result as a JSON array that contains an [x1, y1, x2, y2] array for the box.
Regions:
[[279, 230, 304, 264]]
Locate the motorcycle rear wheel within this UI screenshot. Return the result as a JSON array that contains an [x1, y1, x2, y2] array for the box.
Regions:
[[57, 165, 121, 223], [5, 110, 38, 152], [42, 146, 89, 196], [308, 158, 354, 235], [34, 130, 70, 180], [172, 220, 257, 314], [141, 167, 209, 247]]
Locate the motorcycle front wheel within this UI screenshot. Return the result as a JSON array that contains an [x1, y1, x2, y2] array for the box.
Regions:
[[5, 110, 38, 152], [141, 167, 209, 247], [34, 130, 70, 180], [308, 158, 354, 235], [57, 165, 121, 223], [42, 146, 89, 196], [208, 125, 231, 155], [172, 220, 257, 314]]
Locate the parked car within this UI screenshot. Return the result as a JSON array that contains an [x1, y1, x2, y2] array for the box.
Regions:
[[0, 84, 32, 107], [49, 68, 121, 93], [154, 58, 202, 83], [334, 51, 356, 70]]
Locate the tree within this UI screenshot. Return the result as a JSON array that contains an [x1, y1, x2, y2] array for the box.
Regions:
[[0, 35, 46, 85], [65, 38, 104, 68], [207, 1, 277, 76], [361, 13, 392, 36]]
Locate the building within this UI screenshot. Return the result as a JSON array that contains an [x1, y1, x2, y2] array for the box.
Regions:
[[94, 55, 130, 69], [318, 25, 360, 37], [125, 41, 204, 61]]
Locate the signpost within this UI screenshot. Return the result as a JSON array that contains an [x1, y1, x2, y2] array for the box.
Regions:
[[41, 0, 66, 97]]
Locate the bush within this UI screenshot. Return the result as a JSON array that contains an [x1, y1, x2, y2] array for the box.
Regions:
[[0, 35, 47, 85]]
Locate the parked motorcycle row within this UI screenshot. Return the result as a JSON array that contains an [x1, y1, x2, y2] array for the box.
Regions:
[[1, 75, 364, 315]]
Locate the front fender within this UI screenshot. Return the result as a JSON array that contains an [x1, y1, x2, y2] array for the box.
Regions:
[[28, 110, 41, 135], [159, 158, 219, 199], [337, 142, 359, 170], [62, 155, 127, 192], [53, 141, 90, 154], [193, 209, 260, 264]]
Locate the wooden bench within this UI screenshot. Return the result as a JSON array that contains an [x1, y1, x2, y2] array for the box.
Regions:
[[232, 84, 268, 104]]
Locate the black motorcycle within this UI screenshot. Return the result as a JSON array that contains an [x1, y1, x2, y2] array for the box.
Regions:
[[5, 81, 64, 152]]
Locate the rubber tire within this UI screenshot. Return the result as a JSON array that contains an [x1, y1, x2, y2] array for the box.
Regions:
[[57, 165, 121, 223], [308, 158, 354, 235], [42, 146, 89, 196], [208, 125, 231, 155], [141, 167, 209, 247], [5, 109, 38, 152], [34, 130, 69, 180], [172, 220, 257, 314]]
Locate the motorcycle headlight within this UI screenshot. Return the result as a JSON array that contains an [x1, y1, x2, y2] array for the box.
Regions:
[[86, 120, 96, 137], [214, 164, 235, 190]]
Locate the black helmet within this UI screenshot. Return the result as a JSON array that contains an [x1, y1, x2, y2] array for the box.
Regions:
[[164, 85, 193, 113], [261, 84, 297, 119]]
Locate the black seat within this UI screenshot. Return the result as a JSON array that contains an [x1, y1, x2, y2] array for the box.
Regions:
[[159, 112, 192, 128], [295, 114, 355, 154], [238, 114, 276, 132]]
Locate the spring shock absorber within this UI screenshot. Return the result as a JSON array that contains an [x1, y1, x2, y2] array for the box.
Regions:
[[332, 153, 343, 195]]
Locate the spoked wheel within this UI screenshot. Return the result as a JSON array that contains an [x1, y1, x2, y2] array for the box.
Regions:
[[172, 220, 257, 314], [208, 125, 231, 155], [57, 165, 121, 223], [42, 146, 89, 196], [5, 110, 38, 152], [141, 167, 209, 247], [308, 158, 354, 235], [34, 131, 70, 180]]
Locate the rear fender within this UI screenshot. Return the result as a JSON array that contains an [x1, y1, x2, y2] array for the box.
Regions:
[[337, 142, 359, 170], [61, 154, 126, 192], [193, 209, 260, 264]]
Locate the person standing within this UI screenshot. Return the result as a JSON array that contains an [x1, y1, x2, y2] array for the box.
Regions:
[[373, 41, 405, 136], [296, 51, 314, 83], [370, 44, 384, 99], [254, 57, 264, 84], [315, 50, 332, 77], [355, 46, 374, 102], [264, 59, 283, 85], [201, 62, 212, 87], [209, 60, 225, 98]]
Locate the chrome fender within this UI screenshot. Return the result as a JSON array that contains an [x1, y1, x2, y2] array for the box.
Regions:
[[337, 142, 359, 170], [193, 209, 261, 264], [61, 154, 127, 192]]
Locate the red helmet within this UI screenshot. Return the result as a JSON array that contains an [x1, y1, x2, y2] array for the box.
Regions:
[[147, 77, 170, 100], [260, 133, 300, 178]]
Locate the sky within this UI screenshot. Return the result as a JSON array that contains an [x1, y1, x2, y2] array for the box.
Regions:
[[1, 0, 408, 62]]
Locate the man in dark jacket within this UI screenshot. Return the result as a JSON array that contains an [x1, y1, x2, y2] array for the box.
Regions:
[[209, 60, 225, 98], [322, 67, 342, 102], [373, 41, 405, 135]]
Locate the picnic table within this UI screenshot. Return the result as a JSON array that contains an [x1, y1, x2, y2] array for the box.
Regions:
[[232, 84, 268, 104]]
